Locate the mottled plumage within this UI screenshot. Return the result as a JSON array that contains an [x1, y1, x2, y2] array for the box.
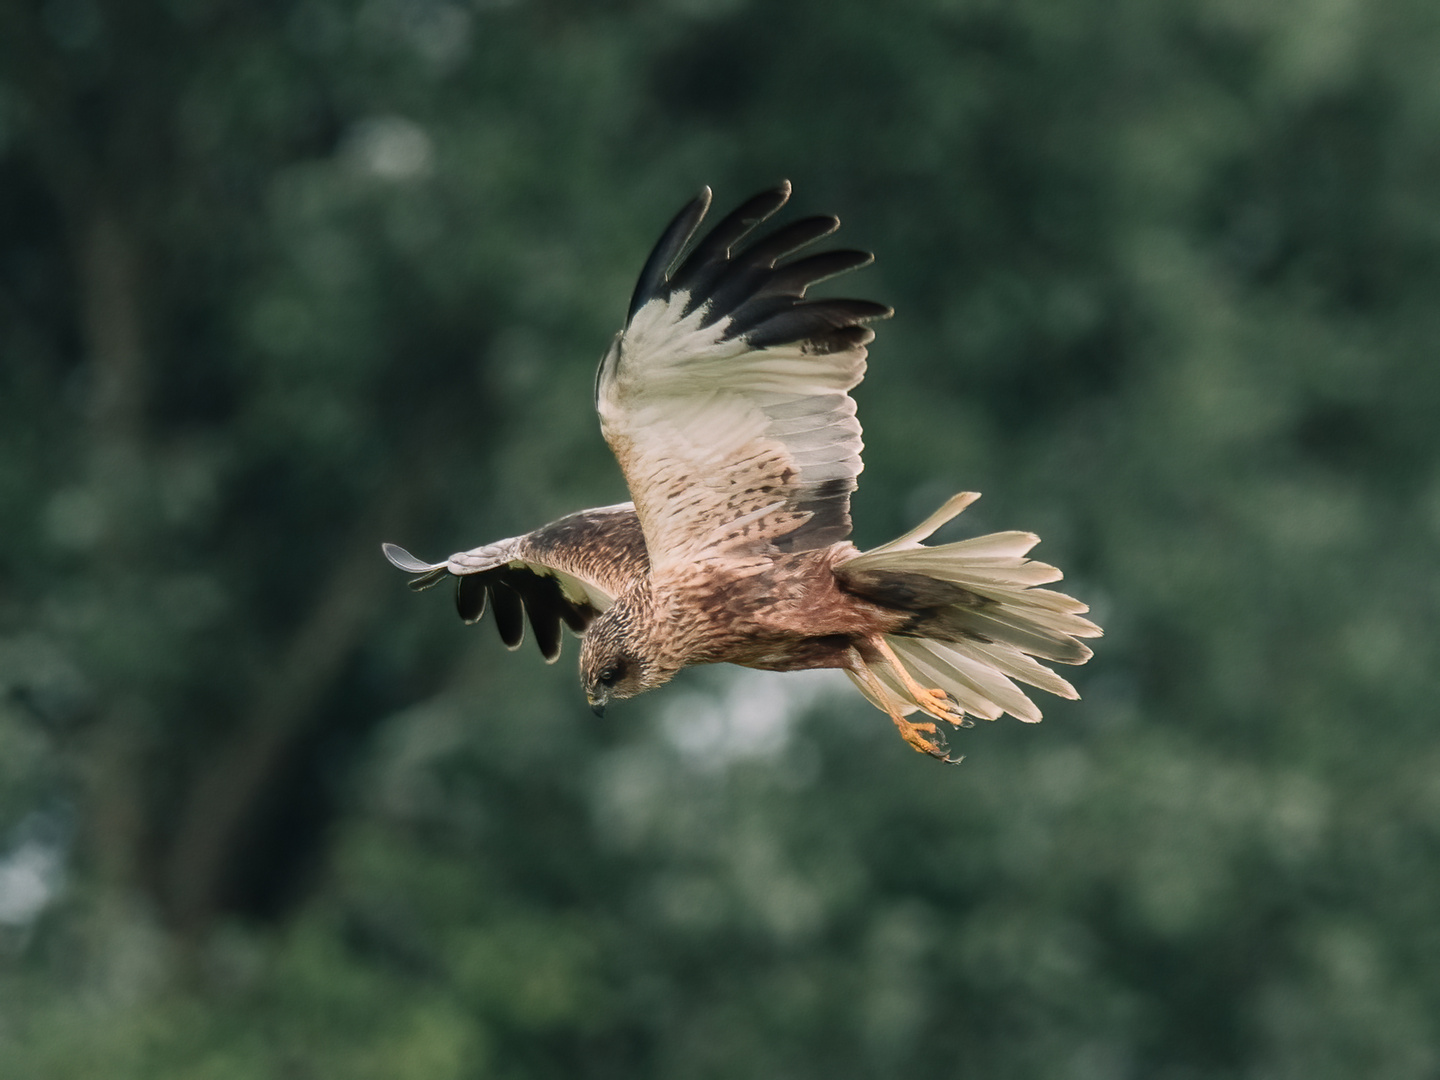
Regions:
[[385, 183, 1101, 761]]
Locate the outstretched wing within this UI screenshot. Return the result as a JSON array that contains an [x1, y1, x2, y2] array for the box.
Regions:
[[382, 503, 648, 663], [595, 182, 891, 574]]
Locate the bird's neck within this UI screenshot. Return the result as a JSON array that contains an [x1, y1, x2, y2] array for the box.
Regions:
[[618, 578, 704, 681]]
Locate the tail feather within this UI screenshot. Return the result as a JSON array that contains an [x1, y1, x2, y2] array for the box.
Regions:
[[890, 637, 1020, 720], [935, 560, 1064, 588], [924, 529, 1041, 561], [932, 597, 1098, 661], [838, 493, 1101, 725], [858, 491, 980, 555], [967, 638, 1080, 700]]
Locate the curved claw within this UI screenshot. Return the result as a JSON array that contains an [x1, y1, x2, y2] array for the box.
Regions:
[[891, 710, 969, 764], [893, 716, 955, 761], [912, 686, 970, 727]]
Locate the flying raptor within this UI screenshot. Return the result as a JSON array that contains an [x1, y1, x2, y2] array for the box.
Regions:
[[384, 183, 1100, 761]]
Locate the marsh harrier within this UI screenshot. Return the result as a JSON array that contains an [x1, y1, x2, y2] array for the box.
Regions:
[[384, 184, 1100, 761]]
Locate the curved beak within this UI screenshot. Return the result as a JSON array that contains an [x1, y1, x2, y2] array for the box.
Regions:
[[586, 691, 608, 719]]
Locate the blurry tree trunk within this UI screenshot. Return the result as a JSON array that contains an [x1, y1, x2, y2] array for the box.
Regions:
[[162, 495, 405, 938], [4, 0, 159, 904], [7, 11, 393, 946], [3, 0, 498, 962], [79, 210, 148, 462], [69, 204, 155, 902]]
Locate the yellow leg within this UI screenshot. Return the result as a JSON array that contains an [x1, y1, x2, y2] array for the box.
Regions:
[[848, 652, 963, 764], [871, 637, 968, 727]]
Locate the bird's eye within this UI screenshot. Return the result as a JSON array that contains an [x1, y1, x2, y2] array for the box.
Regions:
[[598, 662, 624, 687]]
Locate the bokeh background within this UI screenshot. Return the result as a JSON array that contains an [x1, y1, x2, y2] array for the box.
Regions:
[[3, 0, 1439, 1076]]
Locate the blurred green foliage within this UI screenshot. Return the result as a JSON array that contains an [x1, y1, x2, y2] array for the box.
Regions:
[[3, 0, 1440, 1076]]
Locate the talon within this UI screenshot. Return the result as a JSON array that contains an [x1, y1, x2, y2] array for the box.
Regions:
[[914, 685, 967, 726], [892, 715, 951, 760], [869, 639, 974, 733], [849, 648, 971, 764]]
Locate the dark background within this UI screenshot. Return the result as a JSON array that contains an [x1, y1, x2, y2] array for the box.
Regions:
[[2, 1, 1438, 1076]]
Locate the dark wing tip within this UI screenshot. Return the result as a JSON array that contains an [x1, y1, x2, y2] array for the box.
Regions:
[[627, 186, 713, 322], [669, 183, 795, 310], [455, 574, 488, 623], [445, 565, 587, 661], [751, 249, 875, 300], [625, 185, 887, 349], [738, 298, 894, 351], [488, 582, 526, 649], [528, 609, 564, 664]]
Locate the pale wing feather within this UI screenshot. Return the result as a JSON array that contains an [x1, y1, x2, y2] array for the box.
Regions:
[[596, 183, 888, 574]]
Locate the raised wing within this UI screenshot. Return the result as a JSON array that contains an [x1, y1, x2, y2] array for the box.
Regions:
[[382, 503, 648, 662], [595, 182, 891, 574]]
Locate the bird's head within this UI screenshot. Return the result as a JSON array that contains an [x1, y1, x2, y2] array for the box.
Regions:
[[578, 601, 670, 716]]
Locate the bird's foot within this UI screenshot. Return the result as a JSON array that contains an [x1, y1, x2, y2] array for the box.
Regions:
[[892, 715, 965, 765], [913, 685, 974, 729]]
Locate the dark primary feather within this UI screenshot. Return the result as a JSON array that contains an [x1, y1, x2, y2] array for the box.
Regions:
[[671, 183, 793, 314], [503, 568, 568, 662], [694, 220, 850, 331], [449, 562, 599, 661], [624, 183, 892, 358], [624, 182, 891, 358], [455, 573, 488, 622], [679, 185, 794, 272], [749, 249, 875, 300], [489, 582, 525, 650], [700, 248, 873, 328], [627, 188, 713, 322], [740, 298, 893, 350], [734, 215, 841, 270]]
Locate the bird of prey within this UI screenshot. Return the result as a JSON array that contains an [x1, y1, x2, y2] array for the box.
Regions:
[[384, 183, 1100, 761]]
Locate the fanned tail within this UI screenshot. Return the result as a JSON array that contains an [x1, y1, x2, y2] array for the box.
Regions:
[[837, 493, 1101, 725]]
